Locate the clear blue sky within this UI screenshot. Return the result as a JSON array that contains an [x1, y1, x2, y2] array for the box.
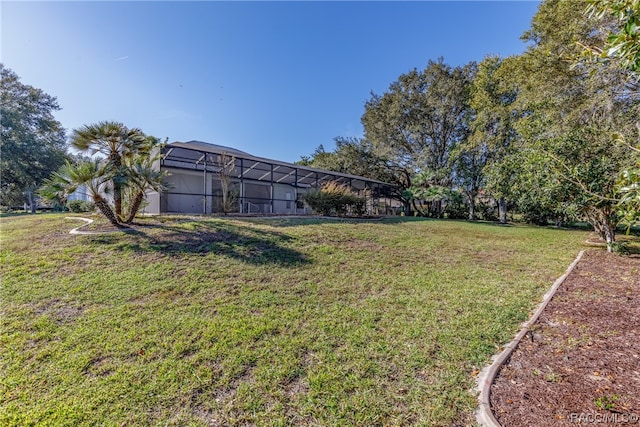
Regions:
[[2, 1, 539, 163]]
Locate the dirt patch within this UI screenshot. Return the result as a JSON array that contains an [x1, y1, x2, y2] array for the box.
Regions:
[[33, 298, 86, 324], [491, 250, 640, 426], [128, 287, 187, 307], [284, 375, 309, 398], [341, 239, 384, 251], [83, 356, 117, 377]]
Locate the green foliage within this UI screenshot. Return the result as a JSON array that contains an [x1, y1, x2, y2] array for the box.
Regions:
[[42, 124, 168, 225], [452, 142, 488, 219], [299, 138, 404, 202], [477, 201, 499, 222], [70, 121, 148, 220], [467, 55, 519, 207], [123, 138, 170, 223], [594, 394, 619, 411], [587, 0, 640, 71], [443, 190, 469, 219], [303, 181, 365, 216], [303, 0, 639, 240], [583, 0, 640, 234], [0, 64, 68, 206], [617, 158, 640, 231], [362, 59, 475, 208], [66, 200, 95, 213], [40, 159, 120, 225], [504, 0, 638, 249]]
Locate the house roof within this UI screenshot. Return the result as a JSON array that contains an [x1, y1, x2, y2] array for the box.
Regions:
[[172, 141, 252, 158], [161, 140, 393, 191]]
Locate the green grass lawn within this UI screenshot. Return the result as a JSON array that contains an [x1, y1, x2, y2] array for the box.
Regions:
[[0, 214, 587, 426]]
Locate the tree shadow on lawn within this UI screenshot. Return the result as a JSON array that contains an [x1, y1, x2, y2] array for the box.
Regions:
[[86, 221, 310, 266]]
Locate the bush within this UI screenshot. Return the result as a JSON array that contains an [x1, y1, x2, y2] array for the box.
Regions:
[[303, 181, 366, 216], [477, 201, 499, 222], [350, 197, 366, 216], [67, 199, 95, 213], [444, 191, 468, 219]]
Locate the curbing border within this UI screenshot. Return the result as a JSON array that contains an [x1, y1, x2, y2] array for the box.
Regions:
[[475, 250, 585, 427], [65, 216, 102, 235]]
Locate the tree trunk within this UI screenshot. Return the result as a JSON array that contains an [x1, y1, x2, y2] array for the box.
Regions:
[[433, 200, 443, 218], [111, 155, 124, 221], [94, 195, 120, 226], [124, 191, 144, 224], [586, 206, 616, 253], [602, 222, 616, 253], [114, 184, 123, 221], [412, 199, 427, 216], [222, 185, 228, 216], [468, 197, 476, 221], [498, 197, 508, 224], [28, 190, 36, 213], [403, 200, 411, 216]]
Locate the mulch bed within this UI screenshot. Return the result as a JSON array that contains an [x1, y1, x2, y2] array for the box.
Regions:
[[491, 250, 640, 426]]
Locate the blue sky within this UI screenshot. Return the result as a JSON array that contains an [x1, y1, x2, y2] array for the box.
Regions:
[[2, 1, 539, 163]]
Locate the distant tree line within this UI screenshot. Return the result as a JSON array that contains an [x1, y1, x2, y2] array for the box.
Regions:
[[300, 0, 640, 252]]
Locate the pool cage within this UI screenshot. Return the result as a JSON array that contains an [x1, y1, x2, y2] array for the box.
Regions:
[[144, 141, 399, 216]]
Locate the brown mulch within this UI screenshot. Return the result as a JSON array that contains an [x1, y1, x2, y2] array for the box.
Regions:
[[491, 250, 640, 426]]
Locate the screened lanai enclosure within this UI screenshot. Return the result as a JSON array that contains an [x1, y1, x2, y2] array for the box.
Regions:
[[144, 141, 399, 215]]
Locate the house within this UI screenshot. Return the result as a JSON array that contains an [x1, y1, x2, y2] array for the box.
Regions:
[[67, 185, 89, 202], [144, 140, 398, 215]]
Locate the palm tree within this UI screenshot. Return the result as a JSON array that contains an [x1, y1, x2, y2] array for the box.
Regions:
[[70, 121, 146, 221], [39, 160, 120, 226], [123, 151, 170, 224], [38, 174, 70, 210]]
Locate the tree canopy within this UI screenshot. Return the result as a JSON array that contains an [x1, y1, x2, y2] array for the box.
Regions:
[[300, 0, 639, 249], [361, 59, 475, 216], [0, 64, 68, 207], [508, 0, 638, 248]]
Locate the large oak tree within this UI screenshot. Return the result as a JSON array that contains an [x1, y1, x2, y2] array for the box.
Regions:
[[361, 59, 475, 216], [0, 64, 68, 208]]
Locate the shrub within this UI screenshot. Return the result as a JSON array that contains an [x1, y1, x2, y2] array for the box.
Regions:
[[303, 181, 366, 216], [477, 201, 499, 222], [444, 191, 468, 219], [67, 199, 95, 213]]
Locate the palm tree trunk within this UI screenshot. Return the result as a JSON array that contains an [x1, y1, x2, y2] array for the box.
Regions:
[[124, 191, 144, 224], [114, 185, 123, 220], [111, 155, 124, 221], [94, 195, 120, 226]]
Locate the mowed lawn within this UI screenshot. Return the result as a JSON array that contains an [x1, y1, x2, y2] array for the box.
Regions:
[[0, 214, 586, 426]]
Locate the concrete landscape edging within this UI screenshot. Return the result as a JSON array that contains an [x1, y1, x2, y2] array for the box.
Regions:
[[475, 250, 585, 427], [65, 216, 102, 235]]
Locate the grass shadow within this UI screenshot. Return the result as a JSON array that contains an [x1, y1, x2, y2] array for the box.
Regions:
[[85, 220, 310, 266]]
